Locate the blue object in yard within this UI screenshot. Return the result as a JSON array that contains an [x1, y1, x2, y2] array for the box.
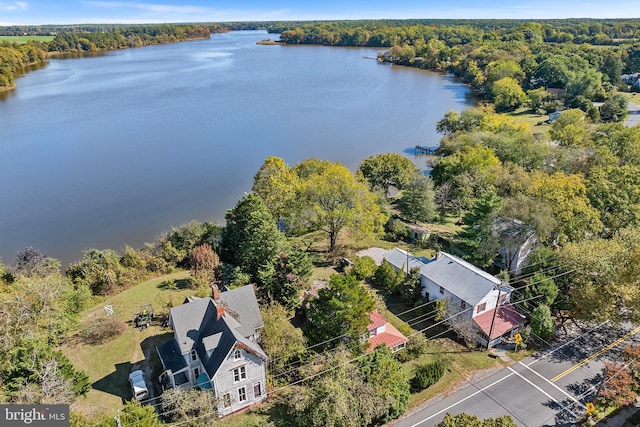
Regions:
[[196, 373, 212, 390]]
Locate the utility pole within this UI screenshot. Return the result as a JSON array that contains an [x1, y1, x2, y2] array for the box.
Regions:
[[406, 249, 409, 276], [486, 287, 502, 351]]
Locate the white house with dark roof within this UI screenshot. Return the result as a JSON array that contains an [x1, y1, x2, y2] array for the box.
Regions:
[[384, 248, 524, 347], [156, 285, 267, 416]]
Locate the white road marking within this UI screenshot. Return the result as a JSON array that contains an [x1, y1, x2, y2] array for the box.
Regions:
[[507, 367, 578, 419], [410, 372, 514, 427], [518, 362, 581, 405]]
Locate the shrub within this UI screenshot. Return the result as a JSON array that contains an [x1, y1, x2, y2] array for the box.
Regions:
[[352, 256, 377, 280], [386, 218, 411, 241], [531, 304, 554, 339], [411, 360, 445, 392], [372, 261, 403, 293], [406, 332, 429, 358], [81, 316, 126, 345]]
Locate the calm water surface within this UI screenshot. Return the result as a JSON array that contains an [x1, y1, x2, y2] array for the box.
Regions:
[[0, 30, 472, 265]]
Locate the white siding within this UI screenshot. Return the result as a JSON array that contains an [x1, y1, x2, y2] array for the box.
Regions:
[[214, 347, 266, 416]]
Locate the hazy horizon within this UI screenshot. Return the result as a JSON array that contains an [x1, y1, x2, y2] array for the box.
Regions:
[[1, 0, 638, 26]]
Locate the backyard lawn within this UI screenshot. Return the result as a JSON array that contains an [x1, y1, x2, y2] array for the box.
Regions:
[[60, 271, 194, 418]]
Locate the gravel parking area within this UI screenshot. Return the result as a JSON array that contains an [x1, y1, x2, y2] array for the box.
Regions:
[[355, 247, 389, 266]]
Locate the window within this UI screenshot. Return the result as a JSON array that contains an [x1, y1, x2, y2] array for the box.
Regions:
[[191, 350, 197, 361], [439, 286, 444, 294], [460, 300, 466, 309], [223, 393, 232, 407], [234, 349, 242, 360], [477, 303, 486, 314], [253, 382, 262, 398], [238, 387, 247, 402], [194, 368, 200, 379], [233, 366, 247, 383]]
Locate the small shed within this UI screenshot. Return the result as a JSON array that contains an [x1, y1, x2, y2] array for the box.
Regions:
[[404, 222, 430, 243]]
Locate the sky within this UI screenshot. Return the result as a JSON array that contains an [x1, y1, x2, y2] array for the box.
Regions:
[[0, 0, 639, 26]]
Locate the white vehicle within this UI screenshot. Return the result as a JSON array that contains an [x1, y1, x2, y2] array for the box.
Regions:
[[129, 370, 149, 401]]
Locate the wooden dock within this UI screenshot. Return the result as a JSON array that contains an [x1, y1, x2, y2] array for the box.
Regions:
[[414, 145, 437, 155]]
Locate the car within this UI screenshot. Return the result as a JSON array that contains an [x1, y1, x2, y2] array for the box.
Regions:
[[129, 370, 149, 401]]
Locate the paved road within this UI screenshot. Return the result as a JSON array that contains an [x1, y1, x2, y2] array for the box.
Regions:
[[625, 101, 640, 127], [391, 323, 640, 427]]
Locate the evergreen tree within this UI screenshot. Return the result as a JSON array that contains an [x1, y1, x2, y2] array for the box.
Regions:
[[400, 174, 439, 223], [305, 274, 375, 350], [219, 194, 285, 284], [456, 191, 503, 267]]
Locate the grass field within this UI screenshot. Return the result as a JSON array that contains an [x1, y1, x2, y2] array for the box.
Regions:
[[0, 35, 54, 43], [61, 228, 506, 423], [60, 271, 194, 418], [404, 338, 504, 408], [507, 107, 552, 138], [618, 90, 640, 106]]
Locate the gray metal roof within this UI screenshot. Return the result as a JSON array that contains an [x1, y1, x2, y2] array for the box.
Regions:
[[384, 248, 505, 306], [384, 247, 428, 273], [421, 252, 503, 306]]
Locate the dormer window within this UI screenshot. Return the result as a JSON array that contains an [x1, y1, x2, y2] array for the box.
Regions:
[[234, 349, 242, 360]]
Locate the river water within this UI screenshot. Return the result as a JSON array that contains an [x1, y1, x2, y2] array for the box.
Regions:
[[0, 30, 472, 265]]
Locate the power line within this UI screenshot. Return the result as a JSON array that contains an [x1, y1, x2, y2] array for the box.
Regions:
[[124, 258, 578, 424]]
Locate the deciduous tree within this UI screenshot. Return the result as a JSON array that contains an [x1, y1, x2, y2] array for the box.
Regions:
[[358, 153, 418, 196], [436, 413, 518, 427], [260, 303, 307, 383], [252, 156, 300, 224], [528, 171, 602, 241], [298, 161, 384, 252], [491, 77, 528, 112], [558, 227, 640, 322], [190, 244, 219, 289], [359, 345, 410, 423]]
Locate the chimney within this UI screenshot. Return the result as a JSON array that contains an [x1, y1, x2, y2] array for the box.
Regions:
[[211, 284, 220, 301], [216, 302, 225, 319]]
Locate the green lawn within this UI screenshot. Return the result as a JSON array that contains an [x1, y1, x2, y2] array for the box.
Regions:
[[404, 339, 505, 408], [60, 271, 194, 418], [618, 90, 640, 106], [507, 107, 552, 138], [0, 35, 54, 43]]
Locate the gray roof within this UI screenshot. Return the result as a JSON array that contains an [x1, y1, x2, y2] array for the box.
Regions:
[[165, 284, 267, 379], [384, 247, 429, 273], [157, 339, 188, 373], [220, 284, 263, 337], [169, 297, 214, 354], [199, 316, 267, 379], [422, 252, 503, 306], [384, 248, 505, 307]]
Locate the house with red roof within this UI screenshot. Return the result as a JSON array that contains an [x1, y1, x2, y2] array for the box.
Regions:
[[365, 311, 408, 354]]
